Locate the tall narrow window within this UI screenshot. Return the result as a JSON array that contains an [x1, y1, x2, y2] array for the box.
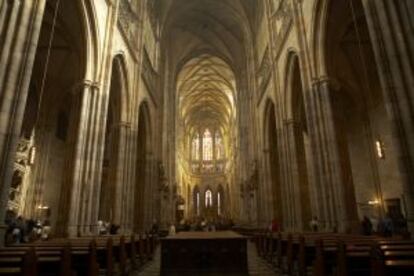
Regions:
[[196, 192, 200, 216], [203, 129, 213, 161], [217, 192, 221, 215], [194, 187, 200, 216], [205, 190, 212, 207], [192, 133, 200, 160], [215, 131, 223, 160]]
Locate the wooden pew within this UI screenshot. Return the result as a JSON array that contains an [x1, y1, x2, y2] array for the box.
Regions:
[[129, 234, 138, 270], [144, 233, 151, 260], [0, 233, 156, 275], [0, 247, 37, 276], [1, 239, 99, 276], [255, 231, 400, 276], [336, 240, 372, 276], [138, 233, 147, 264], [0, 245, 72, 276], [297, 235, 316, 276], [371, 243, 414, 276]]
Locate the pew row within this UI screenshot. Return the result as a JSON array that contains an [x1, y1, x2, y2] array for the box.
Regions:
[[0, 233, 157, 276]]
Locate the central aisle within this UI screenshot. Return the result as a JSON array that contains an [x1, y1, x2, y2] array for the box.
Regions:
[[135, 239, 279, 275]]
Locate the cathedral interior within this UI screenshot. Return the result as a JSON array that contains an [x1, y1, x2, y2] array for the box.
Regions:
[[0, 0, 413, 274]]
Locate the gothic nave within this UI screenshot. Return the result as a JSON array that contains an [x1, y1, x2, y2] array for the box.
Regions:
[[0, 0, 413, 275]]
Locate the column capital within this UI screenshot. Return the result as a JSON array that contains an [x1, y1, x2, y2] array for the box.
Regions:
[[112, 121, 132, 129], [71, 80, 100, 94], [283, 118, 298, 125], [105, 0, 116, 7], [312, 76, 341, 90]]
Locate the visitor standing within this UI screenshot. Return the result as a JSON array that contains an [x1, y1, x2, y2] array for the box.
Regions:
[[271, 218, 279, 232], [41, 219, 51, 240], [310, 216, 319, 232], [361, 216, 373, 235], [169, 223, 176, 236]]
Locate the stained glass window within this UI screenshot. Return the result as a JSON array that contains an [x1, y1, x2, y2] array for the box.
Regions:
[[217, 192, 221, 215], [202, 129, 213, 161], [215, 131, 223, 160], [192, 133, 199, 160], [205, 190, 212, 207]]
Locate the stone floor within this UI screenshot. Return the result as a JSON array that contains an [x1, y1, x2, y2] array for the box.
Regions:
[[134, 241, 279, 275]]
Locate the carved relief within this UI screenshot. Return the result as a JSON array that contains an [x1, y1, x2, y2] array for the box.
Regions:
[[257, 47, 271, 95], [8, 138, 33, 212], [270, 0, 293, 57], [147, 0, 159, 37], [118, 0, 141, 55], [270, 0, 282, 14], [142, 49, 159, 104]]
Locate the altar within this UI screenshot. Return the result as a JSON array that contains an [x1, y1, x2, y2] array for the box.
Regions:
[[160, 231, 248, 275]]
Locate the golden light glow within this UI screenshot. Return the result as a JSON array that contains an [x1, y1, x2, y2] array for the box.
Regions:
[[368, 199, 380, 205], [375, 140, 385, 159]]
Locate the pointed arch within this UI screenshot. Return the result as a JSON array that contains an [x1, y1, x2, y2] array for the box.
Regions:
[[284, 52, 313, 230], [284, 51, 303, 121], [205, 189, 213, 208], [263, 99, 283, 224], [21, 0, 101, 235], [311, 0, 329, 77], [111, 54, 131, 123], [78, 0, 100, 80], [134, 100, 153, 231], [98, 54, 131, 224]]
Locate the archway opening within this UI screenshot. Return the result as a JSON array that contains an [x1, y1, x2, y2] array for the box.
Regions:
[[264, 101, 283, 227], [326, 0, 403, 231], [135, 102, 151, 231], [99, 58, 125, 223], [10, 0, 86, 233], [290, 56, 312, 229], [176, 54, 236, 222]]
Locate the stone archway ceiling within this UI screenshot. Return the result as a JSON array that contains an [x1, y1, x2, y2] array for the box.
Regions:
[[160, 0, 257, 69], [178, 54, 236, 132], [160, 0, 260, 163]]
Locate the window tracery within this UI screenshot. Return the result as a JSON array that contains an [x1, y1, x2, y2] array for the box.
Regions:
[[190, 128, 226, 174], [215, 131, 224, 160], [191, 133, 200, 160], [202, 129, 213, 161]]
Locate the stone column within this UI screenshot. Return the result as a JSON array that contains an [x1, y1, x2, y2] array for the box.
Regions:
[[272, 125, 286, 232], [67, 80, 105, 237], [362, 0, 414, 232], [259, 149, 271, 226], [129, 127, 140, 232], [146, 152, 155, 229], [112, 122, 131, 233], [151, 156, 160, 225], [310, 77, 350, 232], [0, 0, 46, 241], [284, 119, 305, 230], [125, 127, 137, 233]]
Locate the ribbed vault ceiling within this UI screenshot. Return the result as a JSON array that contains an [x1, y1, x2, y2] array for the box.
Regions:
[[158, 0, 260, 165], [178, 54, 235, 133], [161, 0, 257, 71]]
